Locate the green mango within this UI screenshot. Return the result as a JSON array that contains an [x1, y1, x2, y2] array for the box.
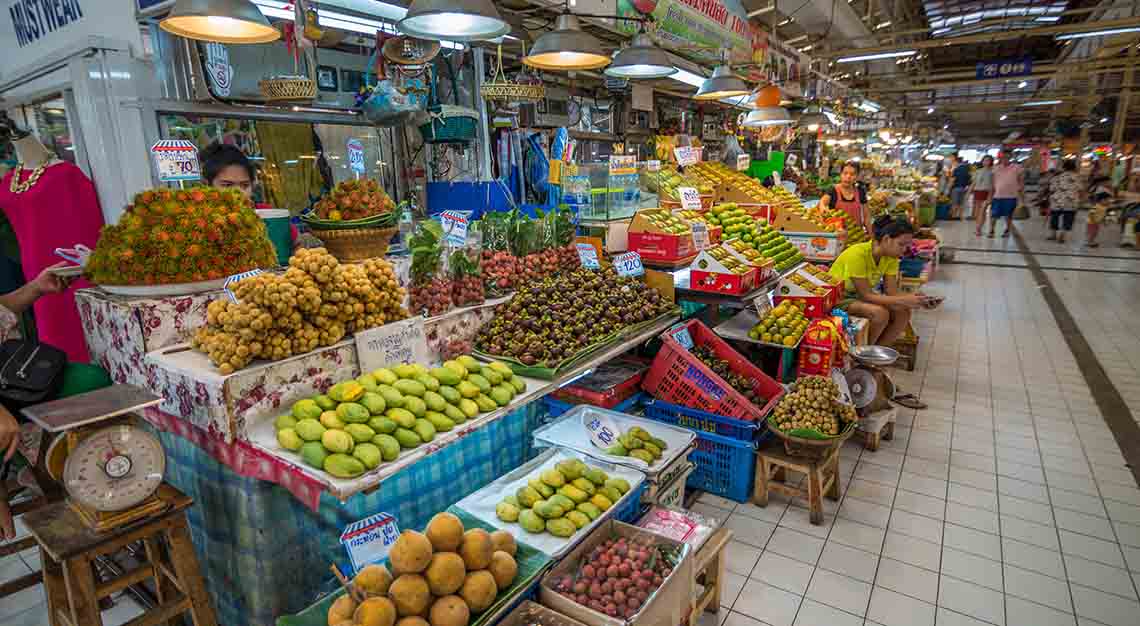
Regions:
[[599, 486, 623, 504], [369, 416, 397, 434], [458, 398, 479, 418], [576, 502, 601, 520], [479, 366, 503, 386], [541, 469, 566, 488], [488, 361, 513, 377], [393, 364, 419, 379], [356, 373, 379, 393], [424, 411, 455, 432], [359, 392, 386, 415], [496, 501, 520, 522], [503, 495, 519, 507], [394, 428, 421, 449], [516, 486, 541, 508], [275, 415, 298, 431], [649, 436, 668, 450], [385, 408, 416, 429], [291, 399, 322, 420], [438, 385, 462, 404], [294, 418, 326, 442], [549, 494, 575, 511], [474, 394, 497, 412], [320, 411, 346, 430], [618, 433, 643, 450], [533, 499, 565, 520], [604, 444, 628, 456], [443, 404, 467, 423], [403, 396, 427, 418], [353, 443, 382, 469], [336, 402, 371, 424], [324, 453, 365, 478], [546, 518, 576, 538], [457, 381, 480, 399], [300, 441, 328, 469], [591, 493, 614, 511], [344, 423, 376, 443], [565, 510, 590, 529], [583, 468, 608, 486], [467, 374, 492, 394], [372, 434, 400, 461], [627, 426, 651, 441], [558, 484, 589, 504], [493, 383, 516, 400], [529, 479, 554, 499], [321, 429, 354, 454], [642, 441, 662, 459], [277, 428, 303, 451], [518, 509, 545, 533], [413, 418, 436, 443], [457, 355, 481, 372], [430, 367, 462, 386], [630, 449, 655, 463], [604, 478, 631, 495], [422, 391, 447, 412], [555, 460, 584, 480], [489, 386, 512, 407], [508, 376, 526, 393], [393, 379, 426, 398], [414, 373, 440, 392], [571, 478, 596, 496], [442, 360, 468, 379], [312, 394, 336, 411], [372, 368, 398, 385], [376, 385, 404, 408]]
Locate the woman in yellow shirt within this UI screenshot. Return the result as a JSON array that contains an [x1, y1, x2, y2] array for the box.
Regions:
[[831, 215, 926, 346]]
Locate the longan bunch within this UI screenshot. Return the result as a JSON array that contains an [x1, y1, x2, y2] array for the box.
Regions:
[[282, 267, 322, 314], [289, 247, 338, 283], [191, 327, 254, 375], [771, 375, 856, 436]]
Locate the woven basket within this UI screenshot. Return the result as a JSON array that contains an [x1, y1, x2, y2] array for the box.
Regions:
[[260, 77, 317, 102], [311, 227, 397, 262], [480, 81, 546, 102], [767, 421, 856, 460]]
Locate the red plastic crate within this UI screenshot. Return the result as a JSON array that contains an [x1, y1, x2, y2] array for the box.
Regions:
[[551, 358, 649, 408], [642, 319, 784, 423]]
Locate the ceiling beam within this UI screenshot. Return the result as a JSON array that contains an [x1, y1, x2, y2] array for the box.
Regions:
[[860, 62, 1140, 93]]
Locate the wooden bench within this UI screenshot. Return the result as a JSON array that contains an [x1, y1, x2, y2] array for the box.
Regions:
[[752, 439, 841, 525]]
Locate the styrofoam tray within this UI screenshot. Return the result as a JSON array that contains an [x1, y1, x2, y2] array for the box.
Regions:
[[532, 406, 696, 480], [453, 447, 646, 557]]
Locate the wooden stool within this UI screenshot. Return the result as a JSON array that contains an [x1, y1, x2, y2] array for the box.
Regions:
[[858, 408, 898, 452], [22, 484, 217, 626], [752, 440, 841, 525], [689, 527, 732, 623]]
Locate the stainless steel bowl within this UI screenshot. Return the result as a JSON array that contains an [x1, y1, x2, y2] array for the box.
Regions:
[[851, 345, 899, 366]]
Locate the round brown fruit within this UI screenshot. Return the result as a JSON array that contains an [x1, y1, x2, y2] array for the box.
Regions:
[[425, 512, 465, 552], [460, 570, 499, 613], [428, 595, 470, 626], [458, 529, 494, 571]]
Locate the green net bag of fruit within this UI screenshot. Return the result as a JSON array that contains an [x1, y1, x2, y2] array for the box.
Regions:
[[449, 230, 484, 307], [481, 211, 517, 297], [409, 220, 452, 316]]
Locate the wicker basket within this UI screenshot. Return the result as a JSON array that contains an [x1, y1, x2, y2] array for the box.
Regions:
[[259, 77, 317, 102], [311, 227, 398, 262], [767, 421, 856, 460], [481, 81, 546, 102]]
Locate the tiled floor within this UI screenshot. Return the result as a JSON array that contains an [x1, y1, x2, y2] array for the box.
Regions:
[[698, 218, 1140, 626]]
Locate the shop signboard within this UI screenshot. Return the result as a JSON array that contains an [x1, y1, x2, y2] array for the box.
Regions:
[[975, 56, 1032, 80], [205, 42, 234, 98], [616, 0, 765, 65], [1, 0, 143, 84], [340, 512, 400, 574]]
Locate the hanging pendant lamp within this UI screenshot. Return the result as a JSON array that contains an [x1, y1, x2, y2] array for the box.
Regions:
[[694, 64, 749, 101], [605, 31, 676, 79], [524, 14, 611, 71], [160, 0, 280, 44], [743, 107, 793, 127], [797, 102, 829, 132], [398, 0, 510, 41]]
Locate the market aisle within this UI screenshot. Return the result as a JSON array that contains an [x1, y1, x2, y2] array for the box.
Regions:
[[697, 230, 1140, 626]]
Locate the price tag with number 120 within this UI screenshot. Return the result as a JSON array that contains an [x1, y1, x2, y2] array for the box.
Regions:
[[613, 252, 644, 277]]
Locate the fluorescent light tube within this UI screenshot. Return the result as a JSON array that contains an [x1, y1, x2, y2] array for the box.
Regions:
[[1020, 100, 1062, 106], [836, 50, 916, 63], [670, 68, 707, 88], [1057, 27, 1140, 41]]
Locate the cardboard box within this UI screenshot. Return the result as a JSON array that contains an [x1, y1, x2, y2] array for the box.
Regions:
[[628, 209, 696, 262], [499, 601, 592, 626], [782, 231, 844, 262], [689, 249, 758, 295], [540, 520, 693, 626], [774, 268, 839, 318]]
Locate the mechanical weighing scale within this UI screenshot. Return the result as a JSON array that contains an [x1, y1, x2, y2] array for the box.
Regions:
[[22, 384, 167, 532]]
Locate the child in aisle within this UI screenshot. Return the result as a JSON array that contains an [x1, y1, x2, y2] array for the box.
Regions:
[[969, 155, 994, 236], [1047, 160, 1080, 243], [1086, 177, 1114, 248]]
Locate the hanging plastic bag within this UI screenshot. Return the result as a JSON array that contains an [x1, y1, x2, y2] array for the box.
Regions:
[[361, 50, 427, 127]]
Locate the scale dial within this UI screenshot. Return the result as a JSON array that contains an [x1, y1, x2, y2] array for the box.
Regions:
[[62, 425, 166, 512]]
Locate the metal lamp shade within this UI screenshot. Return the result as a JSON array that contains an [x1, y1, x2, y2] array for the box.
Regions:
[[743, 107, 793, 127], [525, 15, 611, 71], [160, 0, 280, 44], [398, 0, 510, 41], [797, 105, 828, 131], [605, 33, 676, 79], [694, 65, 749, 100]]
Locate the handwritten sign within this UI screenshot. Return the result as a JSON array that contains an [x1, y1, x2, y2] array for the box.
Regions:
[[347, 139, 366, 174], [584, 412, 621, 450], [576, 242, 600, 269], [613, 251, 644, 278], [150, 140, 200, 182], [754, 295, 773, 319], [673, 146, 700, 166], [356, 317, 430, 373], [340, 513, 400, 574], [223, 268, 265, 302], [440, 211, 469, 246], [609, 154, 636, 175], [669, 323, 694, 351], [691, 222, 710, 251], [736, 154, 751, 171], [678, 187, 702, 211], [646, 159, 661, 172]]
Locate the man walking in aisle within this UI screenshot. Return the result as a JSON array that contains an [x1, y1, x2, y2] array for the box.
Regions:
[[949, 154, 972, 220], [989, 150, 1023, 238]]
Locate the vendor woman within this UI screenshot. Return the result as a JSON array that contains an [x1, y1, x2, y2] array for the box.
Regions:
[[823, 161, 873, 238]]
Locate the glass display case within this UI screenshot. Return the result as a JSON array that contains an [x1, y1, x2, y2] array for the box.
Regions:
[[568, 160, 669, 224]]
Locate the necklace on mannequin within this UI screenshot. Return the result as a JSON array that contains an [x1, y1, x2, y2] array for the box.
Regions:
[[9, 161, 50, 194]]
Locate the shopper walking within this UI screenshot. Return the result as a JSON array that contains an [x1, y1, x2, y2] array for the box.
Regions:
[[949, 154, 971, 220], [1048, 160, 1081, 243], [1086, 176, 1114, 247], [824, 161, 872, 238], [969, 155, 994, 235], [989, 151, 1023, 238]]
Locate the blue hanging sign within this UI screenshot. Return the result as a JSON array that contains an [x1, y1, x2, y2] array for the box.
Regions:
[[976, 57, 1032, 80]]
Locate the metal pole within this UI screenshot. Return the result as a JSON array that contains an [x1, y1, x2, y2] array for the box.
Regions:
[[1113, 46, 1136, 147], [473, 47, 493, 180]]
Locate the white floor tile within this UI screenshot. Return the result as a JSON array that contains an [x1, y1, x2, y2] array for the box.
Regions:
[[818, 540, 878, 583], [899, 472, 949, 499], [1001, 515, 1061, 551], [1105, 500, 1140, 526], [837, 497, 892, 529], [1112, 521, 1140, 548], [874, 557, 940, 603], [1003, 563, 1074, 613], [792, 599, 862, 626], [1069, 583, 1140, 626], [938, 576, 1006, 626], [779, 506, 835, 540], [828, 517, 886, 554], [725, 513, 777, 549], [889, 509, 944, 540], [936, 607, 996, 626], [717, 611, 756, 626], [1000, 493, 1056, 525], [1053, 507, 1118, 542], [881, 530, 941, 572], [725, 540, 763, 576], [844, 479, 896, 506], [1001, 536, 1066, 579], [941, 545, 1004, 591], [866, 585, 936, 626], [1063, 554, 1138, 601], [1059, 530, 1127, 569], [765, 528, 824, 566], [805, 568, 871, 617], [893, 489, 946, 520], [998, 476, 1051, 504], [733, 580, 802, 626], [751, 550, 815, 596], [721, 571, 746, 609], [946, 501, 1001, 535], [944, 522, 1001, 558], [1004, 597, 1076, 626], [949, 482, 1000, 511]]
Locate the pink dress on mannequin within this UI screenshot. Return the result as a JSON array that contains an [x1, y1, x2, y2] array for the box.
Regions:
[[0, 161, 104, 361]]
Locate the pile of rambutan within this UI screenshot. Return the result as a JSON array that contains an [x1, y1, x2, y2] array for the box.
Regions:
[[312, 178, 395, 221]]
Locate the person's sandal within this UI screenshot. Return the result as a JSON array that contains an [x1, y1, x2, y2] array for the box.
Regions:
[[892, 393, 927, 410]]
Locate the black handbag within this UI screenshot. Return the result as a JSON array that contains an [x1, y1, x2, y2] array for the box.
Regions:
[[0, 339, 66, 407]]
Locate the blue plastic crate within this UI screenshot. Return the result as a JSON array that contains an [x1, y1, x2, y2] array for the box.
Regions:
[[542, 392, 647, 419], [612, 479, 648, 523], [643, 398, 760, 442]]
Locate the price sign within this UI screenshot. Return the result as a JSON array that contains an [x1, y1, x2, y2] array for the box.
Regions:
[[613, 251, 644, 277], [691, 222, 710, 251], [754, 294, 773, 319], [609, 154, 637, 175], [584, 412, 621, 451], [440, 211, 469, 246], [150, 140, 201, 182], [678, 187, 702, 211], [340, 513, 401, 574], [736, 154, 751, 171], [673, 146, 700, 166], [646, 159, 661, 172], [223, 268, 265, 303], [347, 139, 366, 174], [356, 317, 431, 373], [576, 242, 600, 269], [669, 323, 694, 350]]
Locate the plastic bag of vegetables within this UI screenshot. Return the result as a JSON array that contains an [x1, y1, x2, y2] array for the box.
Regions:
[[408, 220, 452, 317]]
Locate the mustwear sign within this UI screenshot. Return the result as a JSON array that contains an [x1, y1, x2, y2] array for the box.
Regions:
[[8, 0, 84, 48]]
